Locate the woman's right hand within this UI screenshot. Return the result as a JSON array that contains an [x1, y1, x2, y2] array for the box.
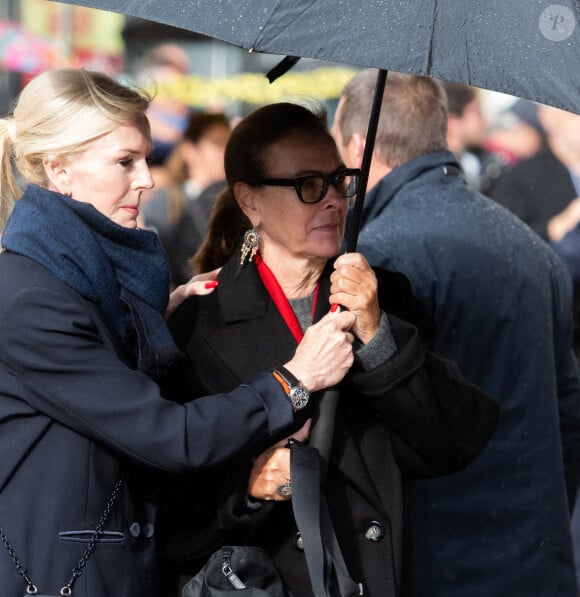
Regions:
[[284, 309, 356, 392]]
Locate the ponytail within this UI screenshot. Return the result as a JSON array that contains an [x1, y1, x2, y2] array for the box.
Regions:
[[190, 187, 250, 274], [0, 118, 23, 233]]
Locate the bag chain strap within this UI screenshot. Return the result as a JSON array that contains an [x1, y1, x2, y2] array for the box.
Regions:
[[0, 478, 124, 596]]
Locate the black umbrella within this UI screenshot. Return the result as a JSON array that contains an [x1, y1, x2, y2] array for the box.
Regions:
[[52, 0, 580, 113], [49, 0, 580, 464]]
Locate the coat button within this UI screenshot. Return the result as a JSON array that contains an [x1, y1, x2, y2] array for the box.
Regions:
[[364, 521, 385, 542], [294, 532, 305, 551], [129, 522, 141, 538], [142, 523, 155, 539]]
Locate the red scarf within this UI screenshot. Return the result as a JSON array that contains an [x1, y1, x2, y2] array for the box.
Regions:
[[254, 253, 319, 343]]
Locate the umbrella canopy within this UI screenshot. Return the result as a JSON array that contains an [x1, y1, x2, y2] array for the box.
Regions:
[[51, 0, 580, 114], [0, 19, 74, 74]]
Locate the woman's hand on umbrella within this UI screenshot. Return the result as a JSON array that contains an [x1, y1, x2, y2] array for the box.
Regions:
[[165, 268, 221, 317], [330, 252, 381, 344], [247, 420, 311, 501], [285, 309, 355, 391]]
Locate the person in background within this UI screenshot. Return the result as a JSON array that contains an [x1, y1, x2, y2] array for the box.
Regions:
[[484, 100, 544, 168], [441, 81, 488, 191], [133, 43, 192, 166], [142, 111, 231, 286], [161, 101, 498, 597], [552, 229, 580, 287], [494, 105, 580, 243], [470, 98, 546, 198], [0, 68, 356, 597], [333, 68, 580, 597], [132, 43, 193, 209], [494, 105, 580, 360]]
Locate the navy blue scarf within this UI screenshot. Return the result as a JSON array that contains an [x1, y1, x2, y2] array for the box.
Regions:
[[2, 184, 178, 376]]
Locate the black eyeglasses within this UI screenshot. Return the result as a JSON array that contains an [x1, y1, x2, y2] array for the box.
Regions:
[[251, 167, 361, 204]]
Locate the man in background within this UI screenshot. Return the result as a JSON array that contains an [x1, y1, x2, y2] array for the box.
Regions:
[[442, 81, 487, 191]]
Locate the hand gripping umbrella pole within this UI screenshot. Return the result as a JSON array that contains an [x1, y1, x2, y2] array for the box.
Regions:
[[308, 70, 388, 480]]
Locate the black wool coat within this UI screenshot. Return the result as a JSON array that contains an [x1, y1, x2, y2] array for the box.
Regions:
[[163, 254, 499, 597]]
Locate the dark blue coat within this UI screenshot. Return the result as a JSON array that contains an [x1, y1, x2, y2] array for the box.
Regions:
[[0, 252, 294, 597], [350, 150, 580, 597]]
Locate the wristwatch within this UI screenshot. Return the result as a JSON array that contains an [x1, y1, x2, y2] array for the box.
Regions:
[[271, 366, 310, 411]]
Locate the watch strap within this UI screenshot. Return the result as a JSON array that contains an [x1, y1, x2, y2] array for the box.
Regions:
[[274, 365, 300, 389]]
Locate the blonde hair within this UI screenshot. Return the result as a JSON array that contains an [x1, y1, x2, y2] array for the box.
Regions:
[[0, 68, 151, 231]]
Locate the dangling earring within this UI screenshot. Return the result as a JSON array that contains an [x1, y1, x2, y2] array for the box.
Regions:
[[240, 228, 260, 266]]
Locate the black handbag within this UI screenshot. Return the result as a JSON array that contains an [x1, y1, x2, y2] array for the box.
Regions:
[[181, 440, 362, 597], [181, 545, 286, 596]]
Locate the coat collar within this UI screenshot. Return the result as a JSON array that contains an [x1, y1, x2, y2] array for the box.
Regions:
[[355, 150, 460, 229]]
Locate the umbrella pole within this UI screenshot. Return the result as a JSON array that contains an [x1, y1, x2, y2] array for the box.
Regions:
[[347, 68, 388, 252], [309, 70, 388, 478]]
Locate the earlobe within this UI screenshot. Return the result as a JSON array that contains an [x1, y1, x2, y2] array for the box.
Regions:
[[352, 132, 366, 163], [234, 182, 253, 209], [43, 157, 70, 195], [234, 182, 261, 227]]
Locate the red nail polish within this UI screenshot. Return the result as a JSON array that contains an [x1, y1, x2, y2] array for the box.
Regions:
[[205, 281, 219, 289], [330, 303, 339, 312]]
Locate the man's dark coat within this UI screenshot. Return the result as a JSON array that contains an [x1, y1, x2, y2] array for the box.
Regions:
[[353, 150, 580, 597]]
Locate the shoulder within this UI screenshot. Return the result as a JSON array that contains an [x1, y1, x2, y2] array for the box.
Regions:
[[0, 252, 114, 337], [496, 149, 560, 188], [0, 252, 63, 292]]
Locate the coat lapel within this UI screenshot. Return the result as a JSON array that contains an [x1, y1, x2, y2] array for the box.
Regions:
[[207, 256, 299, 382]]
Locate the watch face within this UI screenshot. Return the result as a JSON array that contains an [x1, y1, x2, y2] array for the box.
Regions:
[[289, 386, 310, 410]]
